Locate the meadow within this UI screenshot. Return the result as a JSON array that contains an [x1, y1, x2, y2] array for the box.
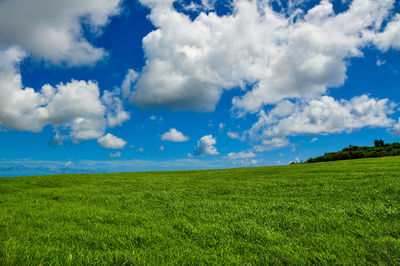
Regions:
[[1, 156, 400, 264]]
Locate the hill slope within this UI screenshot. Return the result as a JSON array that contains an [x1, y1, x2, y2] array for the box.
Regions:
[[1, 157, 400, 264]]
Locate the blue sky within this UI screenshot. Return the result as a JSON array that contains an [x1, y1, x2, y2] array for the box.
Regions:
[[1, 0, 400, 176]]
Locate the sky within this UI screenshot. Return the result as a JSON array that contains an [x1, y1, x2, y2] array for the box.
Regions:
[[1, 0, 400, 177]]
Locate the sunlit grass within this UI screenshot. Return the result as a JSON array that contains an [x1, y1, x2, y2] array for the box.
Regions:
[[1, 156, 400, 264]]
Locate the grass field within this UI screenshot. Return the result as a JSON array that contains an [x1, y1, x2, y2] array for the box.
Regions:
[[1, 157, 400, 264]]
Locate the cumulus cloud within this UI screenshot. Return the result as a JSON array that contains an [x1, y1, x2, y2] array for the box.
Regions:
[[131, 0, 399, 113], [0, 0, 130, 141], [0, 0, 121, 66], [69, 117, 105, 142], [177, 0, 217, 12], [97, 133, 127, 149], [226, 150, 256, 160], [253, 138, 291, 152], [102, 90, 130, 128], [372, 14, 400, 51], [393, 118, 400, 137], [247, 95, 394, 149], [161, 128, 190, 142], [0, 47, 129, 142], [189, 135, 219, 156], [0, 47, 102, 133]]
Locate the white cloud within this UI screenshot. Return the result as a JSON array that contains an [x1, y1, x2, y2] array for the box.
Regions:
[[227, 131, 241, 140], [161, 128, 190, 142], [393, 118, 400, 137], [122, 69, 139, 100], [232, 158, 262, 167], [178, 0, 216, 13], [109, 151, 122, 158], [0, 48, 103, 133], [189, 135, 219, 156], [201, 0, 217, 10], [149, 115, 163, 121], [310, 137, 319, 143], [0, 0, 129, 141], [97, 133, 127, 149], [372, 14, 400, 51], [377, 59, 386, 66], [159, 145, 165, 151], [0, 47, 130, 142], [70, 117, 105, 142], [226, 150, 256, 160], [247, 95, 393, 149], [47, 80, 108, 141], [0, 157, 233, 177], [102, 89, 130, 128], [48, 131, 65, 147], [132, 0, 398, 113], [0, 0, 121, 66], [253, 137, 291, 152]]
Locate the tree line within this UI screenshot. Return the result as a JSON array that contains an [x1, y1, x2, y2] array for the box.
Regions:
[[307, 140, 400, 163]]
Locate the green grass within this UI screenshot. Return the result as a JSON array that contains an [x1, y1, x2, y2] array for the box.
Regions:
[[1, 157, 400, 265]]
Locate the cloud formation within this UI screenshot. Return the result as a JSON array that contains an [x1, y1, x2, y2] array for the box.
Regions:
[[161, 128, 190, 142], [189, 135, 219, 156], [132, 0, 399, 113], [102, 90, 130, 128], [227, 131, 241, 140], [232, 158, 262, 167], [0, 0, 121, 66], [226, 150, 256, 160], [253, 138, 291, 152], [247, 95, 394, 150], [97, 133, 127, 149], [0, 47, 129, 142], [0, 0, 130, 143], [393, 118, 400, 136], [372, 14, 400, 51], [109, 151, 122, 158]]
